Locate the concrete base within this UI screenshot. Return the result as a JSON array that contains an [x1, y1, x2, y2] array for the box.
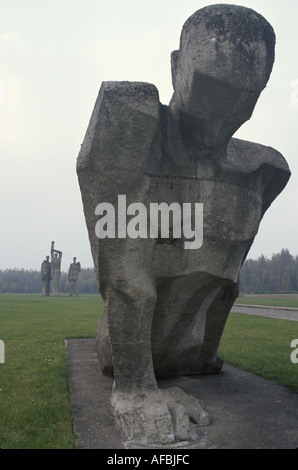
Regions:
[[66, 338, 298, 449]]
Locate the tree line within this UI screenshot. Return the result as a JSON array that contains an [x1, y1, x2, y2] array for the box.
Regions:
[[239, 249, 298, 293], [1, 248, 298, 294], [0, 267, 99, 294]]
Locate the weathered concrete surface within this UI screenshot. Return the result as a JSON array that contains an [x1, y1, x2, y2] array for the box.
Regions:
[[76, 4, 291, 446], [66, 338, 298, 449]]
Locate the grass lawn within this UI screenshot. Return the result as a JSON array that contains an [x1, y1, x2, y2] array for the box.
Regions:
[[218, 312, 298, 393], [0, 294, 297, 449], [235, 294, 298, 309], [0, 294, 102, 449]]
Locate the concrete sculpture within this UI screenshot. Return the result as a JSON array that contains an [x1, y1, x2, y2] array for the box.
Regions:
[[51, 241, 62, 296], [68, 257, 81, 296], [77, 4, 290, 447], [41, 255, 51, 296]]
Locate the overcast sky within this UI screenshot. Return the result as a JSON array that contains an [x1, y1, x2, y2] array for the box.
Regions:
[[1, 0, 298, 271]]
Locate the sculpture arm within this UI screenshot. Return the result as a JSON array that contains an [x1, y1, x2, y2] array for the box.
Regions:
[[77, 81, 161, 194], [76, 81, 162, 277], [227, 138, 291, 215], [53, 250, 62, 259]]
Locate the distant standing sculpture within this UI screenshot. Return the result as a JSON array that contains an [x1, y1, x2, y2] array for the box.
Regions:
[[68, 257, 81, 296], [51, 241, 63, 296], [41, 255, 51, 296], [77, 5, 291, 447]]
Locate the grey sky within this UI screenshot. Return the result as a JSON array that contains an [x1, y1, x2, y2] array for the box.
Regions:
[[0, 0, 297, 271]]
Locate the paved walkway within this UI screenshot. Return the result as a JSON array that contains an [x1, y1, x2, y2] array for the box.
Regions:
[[66, 338, 298, 450], [232, 304, 298, 321]]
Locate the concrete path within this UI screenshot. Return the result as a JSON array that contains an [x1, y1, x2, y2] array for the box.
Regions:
[[232, 304, 298, 321], [66, 338, 298, 450]]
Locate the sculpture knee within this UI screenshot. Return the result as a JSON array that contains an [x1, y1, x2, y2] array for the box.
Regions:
[[107, 278, 157, 310]]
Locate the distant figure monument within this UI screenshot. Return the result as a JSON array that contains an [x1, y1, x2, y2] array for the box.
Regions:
[[68, 257, 81, 296], [77, 5, 290, 447], [51, 241, 63, 296], [41, 255, 51, 296]]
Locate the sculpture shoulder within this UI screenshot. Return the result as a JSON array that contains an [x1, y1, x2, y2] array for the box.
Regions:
[[77, 81, 161, 172], [226, 137, 291, 212], [96, 81, 161, 113], [227, 137, 290, 175]]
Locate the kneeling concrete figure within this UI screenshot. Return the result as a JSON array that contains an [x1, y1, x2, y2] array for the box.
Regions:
[[77, 4, 290, 447]]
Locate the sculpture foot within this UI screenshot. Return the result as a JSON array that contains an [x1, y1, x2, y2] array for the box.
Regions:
[[198, 355, 224, 375], [111, 386, 209, 448]]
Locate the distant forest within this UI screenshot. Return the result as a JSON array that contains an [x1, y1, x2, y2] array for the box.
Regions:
[[0, 267, 99, 294], [239, 249, 298, 294], [1, 249, 298, 294]]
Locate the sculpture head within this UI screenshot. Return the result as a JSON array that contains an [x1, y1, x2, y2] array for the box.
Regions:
[[171, 4, 275, 157]]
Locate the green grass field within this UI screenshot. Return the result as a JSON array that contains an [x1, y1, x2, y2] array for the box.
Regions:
[[218, 312, 298, 392], [235, 294, 298, 308], [0, 293, 297, 449], [0, 294, 102, 449]]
